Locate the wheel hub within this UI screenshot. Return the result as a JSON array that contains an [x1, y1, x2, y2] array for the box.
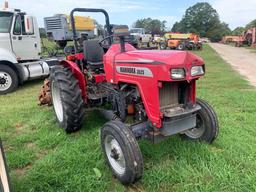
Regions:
[[0, 77, 6, 84], [51, 80, 64, 122], [184, 114, 205, 139], [0, 72, 12, 91], [105, 135, 126, 175], [110, 148, 120, 160]]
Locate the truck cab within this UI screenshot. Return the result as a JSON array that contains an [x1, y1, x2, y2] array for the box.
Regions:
[[0, 9, 41, 60], [0, 6, 50, 94]]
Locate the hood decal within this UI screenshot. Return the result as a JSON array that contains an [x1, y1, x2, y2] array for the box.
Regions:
[[116, 66, 153, 77]]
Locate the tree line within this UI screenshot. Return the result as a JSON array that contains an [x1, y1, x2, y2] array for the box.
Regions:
[[133, 2, 256, 42], [40, 2, 256, 42]]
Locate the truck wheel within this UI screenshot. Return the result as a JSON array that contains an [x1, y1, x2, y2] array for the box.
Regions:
[[159, 42, 166, 50], [0, 65, 18, 94], [177, 44, 185, 50], [50, 65, 85, 133], [101, 121, 144, 185], [182, 99, 219, 143]]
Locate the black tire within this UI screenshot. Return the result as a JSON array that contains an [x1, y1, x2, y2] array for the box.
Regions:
[[0, 65, 18, 94], [176, 43, 185, 50], [101, 121, 143, 185], [159, 42, 166, 50], [182, 99, 219, 143], [49, 65, 85, 133]]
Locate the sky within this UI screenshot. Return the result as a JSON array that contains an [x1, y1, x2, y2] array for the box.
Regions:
[[3, 0, 256, 30]]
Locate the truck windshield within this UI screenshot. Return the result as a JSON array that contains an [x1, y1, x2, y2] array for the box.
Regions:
[[0, 12, 13, 33]]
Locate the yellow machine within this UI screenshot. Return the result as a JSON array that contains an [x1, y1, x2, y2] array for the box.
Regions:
[[66, 15, 94, 31], [159, 33, 201, 50]]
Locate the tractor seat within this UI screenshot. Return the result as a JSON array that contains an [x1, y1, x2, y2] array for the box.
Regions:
[[83, 40, 104, 69]]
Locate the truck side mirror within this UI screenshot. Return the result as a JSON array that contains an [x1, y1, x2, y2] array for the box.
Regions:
[[24, 15, 34, 34]]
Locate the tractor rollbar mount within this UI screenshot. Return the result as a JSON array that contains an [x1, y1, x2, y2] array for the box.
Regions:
[[70, 8, 112, 52]]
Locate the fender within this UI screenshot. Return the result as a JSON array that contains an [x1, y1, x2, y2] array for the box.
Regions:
[[0, 48, 25, 83], [60, 60, 87, 102], [0, 48, 18, 64]]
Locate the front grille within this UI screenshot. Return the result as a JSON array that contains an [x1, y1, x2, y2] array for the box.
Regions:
[[45, 18, 62, 30], [159, 82, 179, 109]]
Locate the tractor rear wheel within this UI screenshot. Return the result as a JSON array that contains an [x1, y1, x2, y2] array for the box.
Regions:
[[50, 65, 85, 133], [101, 121, 144, 185], [182, 99, 219, 143]]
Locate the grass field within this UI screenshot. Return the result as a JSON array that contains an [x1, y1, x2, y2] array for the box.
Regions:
[[0, 45, 256, 192]]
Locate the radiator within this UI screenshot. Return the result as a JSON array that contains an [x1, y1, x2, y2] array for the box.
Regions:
[[159, 82, 179, 109]]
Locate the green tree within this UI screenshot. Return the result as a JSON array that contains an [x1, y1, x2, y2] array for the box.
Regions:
[[133, 18, 166, 35], [232, 27, 245, 35], [206, 22, 231, 42], [171, 2, 231, 41], [39, 28, 46, 38], [245, 19, 256, 30]]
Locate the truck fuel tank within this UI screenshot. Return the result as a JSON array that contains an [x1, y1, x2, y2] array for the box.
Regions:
[[21, 61, 50, 81]]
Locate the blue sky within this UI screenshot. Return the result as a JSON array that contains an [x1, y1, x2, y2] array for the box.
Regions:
[[4, 0, 256, 30]]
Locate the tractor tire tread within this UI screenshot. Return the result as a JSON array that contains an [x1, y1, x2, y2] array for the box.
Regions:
[[50, 65, 85, 133]]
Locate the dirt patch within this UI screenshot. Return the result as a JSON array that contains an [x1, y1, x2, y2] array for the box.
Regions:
[[126, 185, 145, 192], [26, 142, 36, 149], [13, 123, 24, 129], [209, 43, 256, 87], [13, 163, 32, 178], [35, 149, 48, 159]]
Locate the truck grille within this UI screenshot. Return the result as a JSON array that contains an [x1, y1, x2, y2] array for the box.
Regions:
[[159, 82, 179, 109], [45, 18, 62, 30]]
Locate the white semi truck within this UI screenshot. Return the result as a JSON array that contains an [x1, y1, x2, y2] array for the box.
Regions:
[[0, 2, 57, 94], [130, 28, 152, 47]]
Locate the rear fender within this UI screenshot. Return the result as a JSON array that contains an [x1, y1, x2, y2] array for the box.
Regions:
[[60, 60, 87, 102]]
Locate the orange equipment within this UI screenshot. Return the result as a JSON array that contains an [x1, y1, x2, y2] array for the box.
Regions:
[[160, 33, 202, 50]]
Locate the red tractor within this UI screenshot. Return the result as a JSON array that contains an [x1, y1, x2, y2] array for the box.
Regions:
[[49, 8, 219, 184]]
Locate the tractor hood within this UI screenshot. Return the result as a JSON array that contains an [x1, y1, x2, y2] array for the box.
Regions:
[[105, 44, 205, 82], [117, 50, 204, 67], [112, 44, 204, 68]]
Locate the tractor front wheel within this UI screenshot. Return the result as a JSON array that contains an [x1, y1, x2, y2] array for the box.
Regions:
[[182, 99, 219, 143], [50, 65, 85, 133], [101, 121, 144, 185]]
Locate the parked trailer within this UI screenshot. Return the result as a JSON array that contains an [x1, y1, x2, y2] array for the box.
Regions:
[[44, 14, 95, 48], [0, 3, 57, 94]]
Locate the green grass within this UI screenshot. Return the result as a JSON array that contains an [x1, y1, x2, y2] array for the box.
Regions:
[[1, 45, 256, 191]]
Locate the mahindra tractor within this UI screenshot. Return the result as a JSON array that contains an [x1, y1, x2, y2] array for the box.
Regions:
[[49, 8, 219, 185]]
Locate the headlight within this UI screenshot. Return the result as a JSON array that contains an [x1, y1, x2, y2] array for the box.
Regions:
[[191, 66, 204, 76], [171, 68, 185, 79]]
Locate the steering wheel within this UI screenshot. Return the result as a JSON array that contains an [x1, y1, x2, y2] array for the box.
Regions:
[[99, 35, 113, 49], [63, 45, 76, 56]]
